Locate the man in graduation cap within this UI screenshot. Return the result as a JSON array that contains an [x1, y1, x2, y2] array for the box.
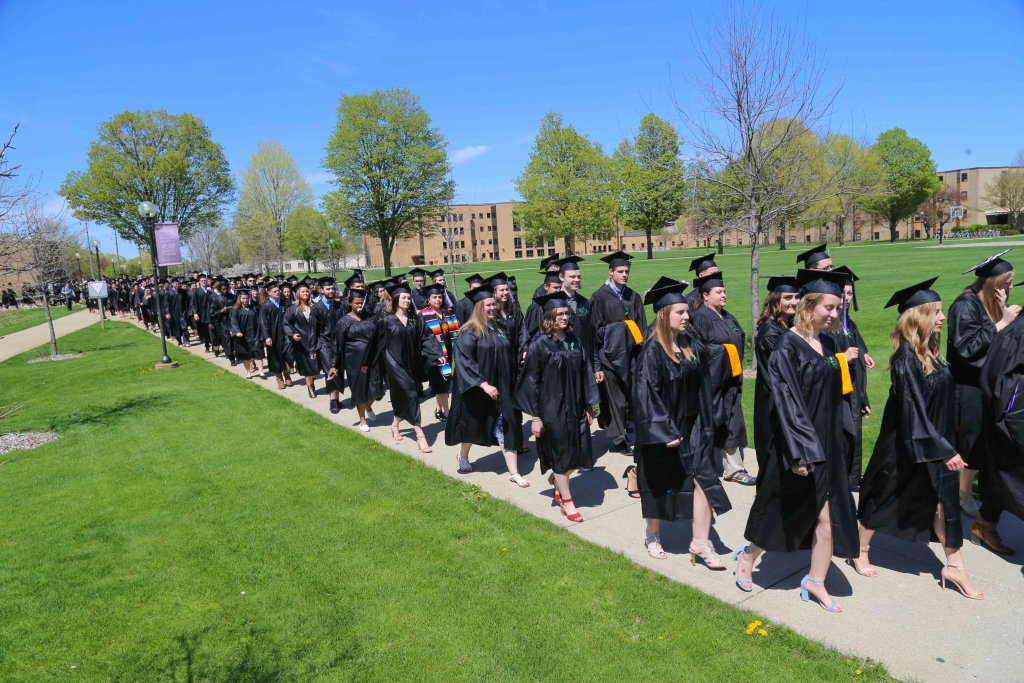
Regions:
[[557, 256, 599, 375], [534, 253, 561, 298], [686, 253, 719, 309], [429, 268, 457, 309], [590, 251, 647, 454], [312, 277, 343, 413], [338, 271, 366, 315], [455, 273, 485, 325], [524, 270, 563, 343], [407, 268, 428, 309], [796, 243, 833, 271], [188, 274, 213, 352], [831, 265, 873, 491]]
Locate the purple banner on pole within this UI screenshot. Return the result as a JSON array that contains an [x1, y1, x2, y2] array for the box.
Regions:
[[154, 223, 183, 266]]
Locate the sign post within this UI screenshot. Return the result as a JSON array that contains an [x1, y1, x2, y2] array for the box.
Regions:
[[87, 279, 108, 329]]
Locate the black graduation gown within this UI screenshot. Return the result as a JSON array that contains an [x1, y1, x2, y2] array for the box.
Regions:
[[334, 313, 386, 405], [418, 307, 454, 395], [973, 315, 1024, 520], [859, 342, 961, 546], [947, 290, 996, 459], [513, 332, 599, 473], [753, 319, 787, 471], [157, 288, 181, 338], [312, 299, 342, 380], [258, 300, 288, 374], [632, 336, 731, 521], [229, 307, 260, 360], [743, 332, 859, 557], [590, 283, 647, 437], [363, 314, 435, 424], [282, 305, 319, 377], [445, 325, 523, 450], [495, 305, 528, 364], [833, 312, 871, 483], [688, 305, 748, 450], [523, 302, 543, 346], [190, 287, 211, 323], [209, 291, 234, 351], [566, 292, 598, 370], [454, 295, 475, 326]]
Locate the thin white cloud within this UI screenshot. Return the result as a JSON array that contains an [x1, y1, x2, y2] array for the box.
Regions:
[[305, 172, 334, 185], [451, 145, 490, 164]]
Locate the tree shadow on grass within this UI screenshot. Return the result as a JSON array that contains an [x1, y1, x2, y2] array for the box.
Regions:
[[46, 395, 163, 432], [146, 628, 287, 683]]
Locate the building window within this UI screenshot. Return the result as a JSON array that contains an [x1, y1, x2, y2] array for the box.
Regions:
[[853, 233, 861, 241], [514, 238, 522, 248], [961, 172, 968, 181], [471, 213, 476, 219], [789, 235, 796, 243], [873, 232, 880, 240], [548, 248, 555, 255], [961, 191, 968, 200], [515, 250, 522, 258], [526, 249, 534, 258], [487, 212, 491, 218], [513, 221, 521, 232], [443, 255, 448, 263], [737, 238, 743, 245], [938, 175, 943, 182], [548, 239, 555, 247], [457, 213, 463, 221], [914, 230, 921, 239]]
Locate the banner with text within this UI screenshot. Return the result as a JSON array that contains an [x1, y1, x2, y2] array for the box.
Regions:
[[154, 223, 183, 266]]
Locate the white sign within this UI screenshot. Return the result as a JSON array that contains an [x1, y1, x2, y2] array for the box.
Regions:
[[87, 280, 108, 299]]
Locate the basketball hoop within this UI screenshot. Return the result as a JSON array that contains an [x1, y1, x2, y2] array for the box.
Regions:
[[950, 205, 965, 219]]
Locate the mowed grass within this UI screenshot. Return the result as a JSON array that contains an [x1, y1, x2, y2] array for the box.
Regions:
[[0, 303, 84, 336], [316, 236, 1022, 461], [0, 323, 889, 681]]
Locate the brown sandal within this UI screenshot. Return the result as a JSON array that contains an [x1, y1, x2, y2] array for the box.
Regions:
[[276, 379, 286, 390]]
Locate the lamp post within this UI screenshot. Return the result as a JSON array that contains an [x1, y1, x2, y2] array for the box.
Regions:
[[138, 201, 176, 368], [75, 253, 82, 281], [94, 240, 106, 322]]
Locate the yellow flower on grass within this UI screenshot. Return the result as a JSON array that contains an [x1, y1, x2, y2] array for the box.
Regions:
[[855, 670, 862, 676], [501, 547, 508, 552], [757, 629, 767, 637], [744, 619, 763, 635], [658, 635, 664, 640]]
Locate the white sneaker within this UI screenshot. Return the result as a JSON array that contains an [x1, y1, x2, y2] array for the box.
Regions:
[[359, 424, 370, 433]]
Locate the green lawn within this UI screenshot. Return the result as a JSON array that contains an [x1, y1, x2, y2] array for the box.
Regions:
[[313, 236, 1024, 462], [0, 323, 889, 681], [0, 303, 85, 336]]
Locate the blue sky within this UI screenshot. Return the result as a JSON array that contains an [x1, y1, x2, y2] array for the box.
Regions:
[[4, 0, 1023, 256]]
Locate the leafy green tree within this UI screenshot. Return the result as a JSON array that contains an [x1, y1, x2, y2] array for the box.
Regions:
[[322, 88, 453, 276], [234, 142, 313, 274], [515, 113, 616, 256], [984, 170, 1024, 229], [807, 135, 880, 245], [59, 110, 234, 246], [865, 128, 942, 242], [284, 206, 331, 272], [614, 114, 687, 259]]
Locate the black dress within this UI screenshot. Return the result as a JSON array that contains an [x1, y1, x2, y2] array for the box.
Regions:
[[688, 305, 748, 450], [334, 313, 386, 405], [258, 299, 288, 374], [947, 291, 996, 460], [753, 319, 787, 471], [973, 315, 1024, 520], [364, 314, 437, 424], [743, 331, 859, 558], [445, 324, 523, 451], [209, 291, 235, 354], [633, 336, 731, 521], [859, 342, 961, 546], [454, 295, 475, 326], [282, 306, 320, 377], [833, 312, 871, 486], [590, 283, 647, 444], [312, 299, 342, 386], [514, 332, 599, 474], [229, 307, 260, 361]]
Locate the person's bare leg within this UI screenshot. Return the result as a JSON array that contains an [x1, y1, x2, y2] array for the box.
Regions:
[[735, 543, 763, 583], [553, 472, 576, 515], [644, 518, 666, 558], [356, 403, 368, 427], [851, 525, 878, 576], [691, 483, 712, 543], [806, 504, 841, 611], [504, 449, 529, 486], [436, 393, 450, 414], [936, 505, 983, 598]]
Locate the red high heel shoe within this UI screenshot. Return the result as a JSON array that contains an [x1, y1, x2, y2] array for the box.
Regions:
[[558, 497, 583, 523]]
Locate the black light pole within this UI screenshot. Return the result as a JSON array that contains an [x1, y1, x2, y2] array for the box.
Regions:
[[75, 252, 82, 280], [138, 201, 176, 368], [93, 240, 106, 321]]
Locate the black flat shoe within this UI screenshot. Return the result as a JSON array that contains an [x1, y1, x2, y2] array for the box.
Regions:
[[613, 441, 634, 455], [330, 399, 340, 414]]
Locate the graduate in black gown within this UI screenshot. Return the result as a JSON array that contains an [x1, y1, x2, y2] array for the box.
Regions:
[[258, 281, 292, 389], [229, 290, 261, 378], [685, 253, 719, 310], [209, 280, 235, 362], [454, 273, 484, 325], [590, 251, 647, 454], [833, 266, 874, 491], [523, 271, 562, 344], [514, 291, 599, 521], [189, 275, 213, 352], [363, 281, 440, 453], [738, 269, 859, 613], [688, 272, 753, 485], [407, 268, 428, 310], [632, 277, 732, 569], [312, 277, 343, 412], [429, 269, 457, 310], [328, 289, 385, 432], [856, 279, 984, 599], [753, 276, 799, 472], [533, 253, 560, 299], [283, 284, 320, 397], [947, 250, 1020, 553], [488, 272, 529, 365], [445, 285, 529, 486], [417, 283, 456, 422]]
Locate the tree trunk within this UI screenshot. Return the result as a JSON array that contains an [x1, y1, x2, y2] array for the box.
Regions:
[[382, 238, 394, 277], [749, 210, 761, 371], [889, 216, 899, 242], [837, 217, 846, 246], [565, 234, 576, 257], [717, 233, 724, 255], [646, 228, 654, 259], [43, 292, 57, 356]]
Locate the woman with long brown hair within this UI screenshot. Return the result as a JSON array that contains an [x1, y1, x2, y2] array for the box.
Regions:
[[753, 276, 799, 472], [855, 278, 982, 598], [947, 251, 1019, 554], [632, 277, 730, 567], [445, 285, 528, 485], [515, 291, 599, 521], [283, 283, 320, 398], [738, 269, 858, 613]]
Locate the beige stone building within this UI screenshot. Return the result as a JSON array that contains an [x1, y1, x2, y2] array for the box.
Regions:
[[937, 166, 1022, 228]]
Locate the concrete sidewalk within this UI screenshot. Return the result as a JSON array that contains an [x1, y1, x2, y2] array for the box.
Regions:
[[134, 321, 1024, 682], [0, 310, 102, 363]]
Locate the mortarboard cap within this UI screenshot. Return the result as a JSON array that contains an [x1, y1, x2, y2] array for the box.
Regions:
[[464, 273, 485, 285], [421, 283, 446, 298], [796, 268, 848, 297], [963, 250, 1013, 279], [885, 277, 941, 313], [318, 276, 336, 287], [689, 253, 718, 274], [833, 265, 859, 311], [543, 271, 562, 284], [693, 272, 725, 293], [765, 275, 799, 293], [556, 255, 584, 273], [487, 272, 510, 286], [600, 250, 633, 268], [533, 291, 570, 312], [796, 244, 831, 268], [644, 276, 689, 311], [384, 281, 411, 298], [470, 284, 496, 303], [407, 267, 428, 279], [429, 268, 446, 280], [540, 253, 561, 270]]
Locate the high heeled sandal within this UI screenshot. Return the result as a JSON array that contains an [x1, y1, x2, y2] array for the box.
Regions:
[[732, 546, 754, 592], [800, 575, 842, 613], [558, 497, 583, 523], [547, 472, 562, 505], [391, 426, 403, 443], [416, 436, 432, 453], [622, 465, 641, 499], [941, 564, 984, 600], [689, 539, 726, 570], [846, 545, 878, 577], [307, 383, 316, 399], [434, 407, 447, 422], [644, 534, 667, 560], [509, 473, 530, 488], [457, 457, 473, 474]]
